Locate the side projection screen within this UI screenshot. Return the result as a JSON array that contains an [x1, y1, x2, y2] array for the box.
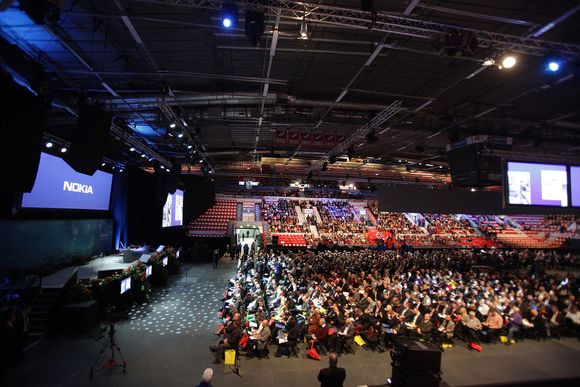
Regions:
[[22, 153, 113, 211], [162, 189, 184, 227], [506, 161, 568, 207], [571, 166, 580, 207]]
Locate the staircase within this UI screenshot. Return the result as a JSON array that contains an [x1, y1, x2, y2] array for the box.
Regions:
[[309, 225, 319, 239], [312, 207, 323, 224], [28, 287, 62, 341], [295, 206, 306, 224]]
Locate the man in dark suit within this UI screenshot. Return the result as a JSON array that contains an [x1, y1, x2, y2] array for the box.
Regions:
[[317, 353, 346, 387]]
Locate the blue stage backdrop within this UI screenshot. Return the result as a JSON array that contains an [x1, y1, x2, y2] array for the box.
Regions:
[[1, 218, 113, 270]]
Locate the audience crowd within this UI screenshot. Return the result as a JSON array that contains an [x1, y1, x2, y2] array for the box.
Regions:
[[212, 248, 579, 364]]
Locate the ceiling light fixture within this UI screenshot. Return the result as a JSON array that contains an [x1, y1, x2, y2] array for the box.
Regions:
[[298, 19, 309, 40], [45, 141, 53, 148], [60, 147, 67, 153], [499, 55, 517, 69], [220, 3, 238, 29]]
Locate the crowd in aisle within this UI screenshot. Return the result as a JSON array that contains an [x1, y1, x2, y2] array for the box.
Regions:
[[211, 248, 579, 364]]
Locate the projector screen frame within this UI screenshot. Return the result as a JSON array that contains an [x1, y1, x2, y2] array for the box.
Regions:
[[503, 159, 570, 209], [20, 153, 114, 212]]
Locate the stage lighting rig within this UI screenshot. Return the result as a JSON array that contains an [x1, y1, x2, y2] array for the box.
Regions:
[[220, 2, 238, 29]]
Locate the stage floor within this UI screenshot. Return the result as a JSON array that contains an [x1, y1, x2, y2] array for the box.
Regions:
[[7, 259, 580, 387]]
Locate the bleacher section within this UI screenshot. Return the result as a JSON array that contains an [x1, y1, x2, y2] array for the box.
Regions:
[[186, 195, 579, 248], [187, 199, 237, 237]]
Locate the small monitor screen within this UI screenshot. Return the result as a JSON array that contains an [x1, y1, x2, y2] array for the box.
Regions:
[[506, 162, 568, 207], [162, 257, 168, 267], [120, 277, 131, 294], [145, 265, 152, 277], [162, 189, 184, 227], [22, 153, 112, 210]]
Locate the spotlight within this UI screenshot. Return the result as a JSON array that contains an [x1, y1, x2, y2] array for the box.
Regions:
[[482, 58, 495, 66], [141, 154, 146, 158], [298, 19, 309, 40], [45, 141, 53, 148], [499, 55, 517, 69], [169, 123, 176, 129], [101, 162, 106, 167], [177, 133, 184, 138], [119, 169, 124, 173], [60, 147, 67, 153], [130, 147, 135, 152], [548, 61, 560, 72], [245, 11, 265, 46], [220, 3, 238, 29], [199, 159, 203, 163], [160, 165, 165, 169], [187, 144, 193, 149]]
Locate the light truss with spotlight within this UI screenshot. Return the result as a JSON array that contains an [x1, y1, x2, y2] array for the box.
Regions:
[[135, 0, 580, 58], [308, 100, 403, 173], [110, 122, 172, 169], [156, 98, 213, 171]]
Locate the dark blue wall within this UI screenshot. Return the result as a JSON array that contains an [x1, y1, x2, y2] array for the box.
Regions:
[[1, 218, 113, 270]]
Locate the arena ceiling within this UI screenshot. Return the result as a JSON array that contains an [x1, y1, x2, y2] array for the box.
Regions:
[[1, 0, 580, 182]]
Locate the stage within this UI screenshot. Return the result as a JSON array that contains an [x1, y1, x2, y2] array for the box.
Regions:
[[41, 254, 141, 289]]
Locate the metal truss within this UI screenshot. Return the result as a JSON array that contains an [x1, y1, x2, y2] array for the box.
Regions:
[[157, 98, 214, 170], [308, 100, 403, 173], [135, 0, 580, 58], [111, 122, 173, 168]]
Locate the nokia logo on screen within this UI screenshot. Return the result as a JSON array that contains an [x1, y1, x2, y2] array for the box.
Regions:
[[63, 181, 94, 194]]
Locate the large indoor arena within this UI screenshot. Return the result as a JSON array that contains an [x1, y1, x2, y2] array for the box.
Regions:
[[1, 1, 580, 386]]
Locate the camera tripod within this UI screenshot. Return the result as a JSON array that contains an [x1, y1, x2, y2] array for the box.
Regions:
[[89, 322, 127, 378]]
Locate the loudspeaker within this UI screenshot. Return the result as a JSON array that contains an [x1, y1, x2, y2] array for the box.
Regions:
[[65, 105, 112, 175], [272, 235, 279, 245], [392, 337, 442, 373], [0, 74, 44, 193], [390, 337, 442, 387], [447, 143, 501, 187]]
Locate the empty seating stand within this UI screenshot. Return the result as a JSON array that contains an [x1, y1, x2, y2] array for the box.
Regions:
[[273, 233, 307, 247], [188, 200, 237, 237]]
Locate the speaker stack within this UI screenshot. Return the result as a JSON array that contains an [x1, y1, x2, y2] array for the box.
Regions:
[[65, 105, 112, 175], [390, 337, 442, 387], [0, 74, 45, 193]]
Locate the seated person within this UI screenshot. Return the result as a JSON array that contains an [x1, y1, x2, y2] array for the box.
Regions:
[[507, 307, 523, 344], [437, 314, 456, 344], [416, 313, 434, 340], [546, 306, 565, 337], [462, 311, 482, 344], [313, 318, 329, 352], [211, 315, 242, 364], [329, 318, 355, 355], [248, 319, 271, 358], [482, 309, 503, 342]]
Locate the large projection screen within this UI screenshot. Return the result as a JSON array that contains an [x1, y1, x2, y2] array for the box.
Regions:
[[506, 161, 568, 207], [21, 153, 113, 211]]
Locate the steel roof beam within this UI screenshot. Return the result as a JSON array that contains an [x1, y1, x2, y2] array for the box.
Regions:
[[135, 0, 580, 58]]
